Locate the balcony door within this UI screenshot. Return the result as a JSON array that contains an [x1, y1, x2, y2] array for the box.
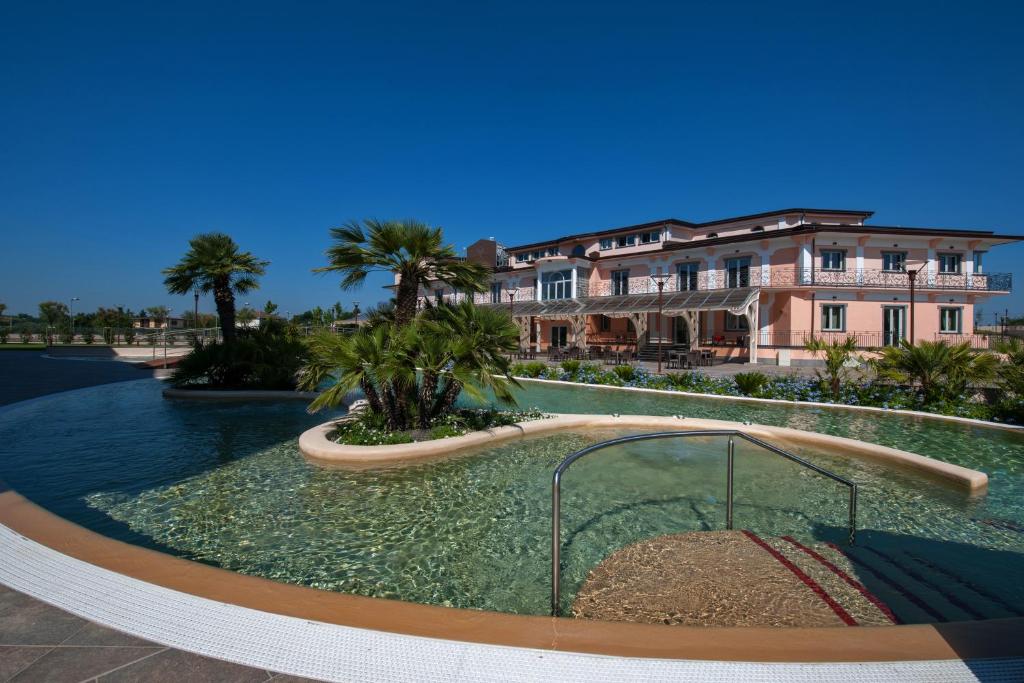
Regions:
[[882, 306, 906, 347], [725, 257, 751, 288]]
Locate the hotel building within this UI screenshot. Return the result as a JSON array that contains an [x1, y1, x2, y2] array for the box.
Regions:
[[412, 208, 1018, 364]]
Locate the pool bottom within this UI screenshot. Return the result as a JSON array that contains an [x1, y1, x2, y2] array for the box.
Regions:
[[3, 488, 1024, 665]]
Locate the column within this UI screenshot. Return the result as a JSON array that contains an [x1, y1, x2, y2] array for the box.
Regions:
[[855, 244, 865, 285], [927, 247, 937, 286], [799, 241, 813, 284], [759, 249, 771, 286], [745, 302, 759, 365]]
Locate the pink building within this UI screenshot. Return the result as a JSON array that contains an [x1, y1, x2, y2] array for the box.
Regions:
[[415, 208, 1019, 365]]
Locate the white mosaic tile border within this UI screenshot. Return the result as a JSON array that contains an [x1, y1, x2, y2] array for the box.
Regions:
[[0, 524, 1017, 682]]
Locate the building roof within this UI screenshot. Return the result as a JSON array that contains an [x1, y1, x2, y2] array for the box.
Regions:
[[505, 208, 876, 251]]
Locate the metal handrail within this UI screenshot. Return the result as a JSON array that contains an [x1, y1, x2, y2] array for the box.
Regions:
[[550, 429, 858, 616]]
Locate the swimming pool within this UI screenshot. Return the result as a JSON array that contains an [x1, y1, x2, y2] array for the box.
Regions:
[[0, 379, 1022, 620]]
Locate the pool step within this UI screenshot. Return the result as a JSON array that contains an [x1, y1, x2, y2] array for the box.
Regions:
[[819, 542, 1024, 624]]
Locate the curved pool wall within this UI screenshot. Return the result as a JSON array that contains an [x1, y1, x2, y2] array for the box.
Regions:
[[1, 377, 1023, 622]]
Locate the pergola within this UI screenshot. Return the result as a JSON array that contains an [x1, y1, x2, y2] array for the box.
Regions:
[[501, 287, 762, 362]]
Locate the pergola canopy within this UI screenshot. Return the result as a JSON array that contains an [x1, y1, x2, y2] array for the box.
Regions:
[[503, 287, 759, 318]]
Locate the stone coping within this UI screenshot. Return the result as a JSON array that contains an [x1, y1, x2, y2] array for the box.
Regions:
[[512, 376, 1024, 432], [162, 387, 320, 401], [2, 489, 1023, 666], [299, 412, 988, 493]]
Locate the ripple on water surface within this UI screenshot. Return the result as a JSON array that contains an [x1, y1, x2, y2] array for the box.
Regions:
[[0, 379, 1023, 616]]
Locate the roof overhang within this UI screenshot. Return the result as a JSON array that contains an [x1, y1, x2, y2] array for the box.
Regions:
[[502, 288, 759, 318]]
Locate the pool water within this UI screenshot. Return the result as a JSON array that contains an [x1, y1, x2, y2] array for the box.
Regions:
[[1, 379, 1023, 619]]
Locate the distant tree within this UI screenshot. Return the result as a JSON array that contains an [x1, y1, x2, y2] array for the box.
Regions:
[[0, 303, 6, 319], [182, 311, 217, 328], [146, 306, 171, 326], [263, 300, 279, 316], [314, 219, 488, 327], [38, 301, 69, 328], [236, 306, 258, 326], [163, 233, 268, 344]]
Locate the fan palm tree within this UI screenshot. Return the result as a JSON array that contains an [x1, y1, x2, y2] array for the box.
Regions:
[[871, 340, 997, 404], [805, 336, 859, 400], [314, 219, 489, 327], [163, 233, 268, 343]]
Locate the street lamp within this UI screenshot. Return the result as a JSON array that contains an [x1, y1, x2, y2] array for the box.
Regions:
[[906, 269, 919, 345], [69, 297, 80, 342], [353, 302, 360, 324], [649, 273, 671, 374], [193, 289, 200, 328], [507, 286, 519, 316]]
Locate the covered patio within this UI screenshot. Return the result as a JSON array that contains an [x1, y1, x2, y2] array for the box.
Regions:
[[503, 287, 762, 364]]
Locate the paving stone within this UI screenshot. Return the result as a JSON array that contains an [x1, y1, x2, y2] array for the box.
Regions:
[[0, 645, 53, 681], [0, 599, 87, 646], [10, 645, 162, 682], [62, 622, 156, 648], [98, 649, 272, 682]]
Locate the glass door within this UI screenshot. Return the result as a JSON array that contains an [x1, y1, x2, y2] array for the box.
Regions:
[[673, 316, 690, 346], [882, 306, 905, 347], [550, 325, 568, 348]]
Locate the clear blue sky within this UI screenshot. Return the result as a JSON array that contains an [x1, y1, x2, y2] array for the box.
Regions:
[[2, 0, 1023, 321]]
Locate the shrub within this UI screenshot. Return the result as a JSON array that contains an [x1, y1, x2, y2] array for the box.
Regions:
[[19, 330, 32, 344], [59, 330, 73, 344], [612, 364, 635, 381], [517, 361, 547, 378], [560, 359, 581, 375], [123, 327, 136, 345], [734, 372, 769, 396], [103, 328, 114, 345], [170, 320, 307, 390], [0, 329, 7, 343], [82, 331, 95, 344]]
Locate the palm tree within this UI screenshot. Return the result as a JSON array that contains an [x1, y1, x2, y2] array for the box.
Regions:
[[805, 336, 859, 400], [301, 301, 519, 430], [993, 338, 1024, 397], [163, 233, 268, 343], [314, 219, 489, 327], [871, 340, 997, 404]]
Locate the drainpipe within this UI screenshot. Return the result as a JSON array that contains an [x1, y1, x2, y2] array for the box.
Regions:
[[809, 292, 816, 344]]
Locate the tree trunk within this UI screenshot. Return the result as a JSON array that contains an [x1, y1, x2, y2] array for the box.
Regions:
[[214, 283, 236, 344], [360, 378, 385, 416], [394, 278, 420, 328], [418, 371, 438, 429], [432, 377, 463, 420]]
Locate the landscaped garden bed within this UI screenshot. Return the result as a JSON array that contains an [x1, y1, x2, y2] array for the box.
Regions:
[[331, 407, 550, 445]]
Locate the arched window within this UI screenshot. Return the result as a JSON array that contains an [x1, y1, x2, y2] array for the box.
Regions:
[[571, 244, 585, 257], [751, 226, 764, 233], [541, 270, 573, 300], [706, 232, 719, 239]]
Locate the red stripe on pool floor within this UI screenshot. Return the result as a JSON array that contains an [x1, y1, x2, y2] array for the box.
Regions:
[[740, 530, 858, 627], [781, 536, 899, 624]]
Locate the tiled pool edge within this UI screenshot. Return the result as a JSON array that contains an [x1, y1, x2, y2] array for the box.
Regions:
[[1, 487, 1022, 672], [2, 522, 1023, 682], [510, 376, 1024, 432]]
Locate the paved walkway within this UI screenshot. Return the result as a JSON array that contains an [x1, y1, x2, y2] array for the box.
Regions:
[[0, 351, 309, 682]]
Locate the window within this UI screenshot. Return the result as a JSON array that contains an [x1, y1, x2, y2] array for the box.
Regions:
[[751, 226, 765, 233], [434, 289, 444, 304], [706, 232, 719, 239], [598, 315, 611, 332], [939, 253, 962, 274], [940, 307, 962, 333], [616, 234, 636, 248], [541, 270, 573, 300], [677, 262, 699, 291], [882, 251, 906, 272], [821, 250, 846, 271], [490, 282, 502, 304], [973, 251, 985, 274], [640, 230, 661, 244], [571, 244, 585, 257], [546, 246, 560, 257], [725, 313, 749, 331], [821, 304, 846, 332], [599, 238, 613, 250], [725, 257, 751, 288], [516, 253, 528, 263], [610, 270, 630, 296]]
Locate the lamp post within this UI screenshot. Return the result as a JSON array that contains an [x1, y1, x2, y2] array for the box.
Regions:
[[69, 297, 80, 343], [649, 273, 670, 374], [507, 286, 519, 316], [907, 269, 919, 345], [353, 302, 360, 325], [193, 290, 200, 328]]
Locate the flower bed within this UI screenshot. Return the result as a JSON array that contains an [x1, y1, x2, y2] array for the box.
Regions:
[[510, 361, 1021, 424], [332, 407, 550, 446]]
